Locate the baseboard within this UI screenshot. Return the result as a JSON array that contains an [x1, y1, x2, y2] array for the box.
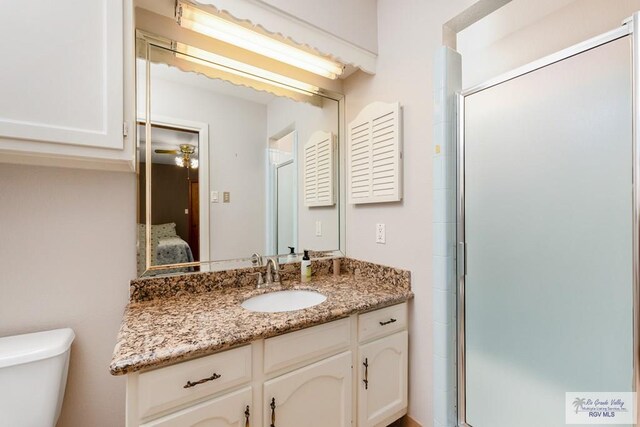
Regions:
[[388, 415, 422, 427]]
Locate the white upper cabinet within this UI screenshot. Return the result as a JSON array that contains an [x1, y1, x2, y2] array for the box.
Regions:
[[0, 0, 133, 170]]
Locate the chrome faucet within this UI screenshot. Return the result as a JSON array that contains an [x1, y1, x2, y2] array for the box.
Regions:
[[265, 257, 281, 285]]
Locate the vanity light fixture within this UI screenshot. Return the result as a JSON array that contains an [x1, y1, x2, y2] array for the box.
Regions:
[[176, 1, 344, 80], [175, 43, 319, 96]]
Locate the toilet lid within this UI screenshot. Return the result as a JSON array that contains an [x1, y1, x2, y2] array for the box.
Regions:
[[0, 328, 75, 368]]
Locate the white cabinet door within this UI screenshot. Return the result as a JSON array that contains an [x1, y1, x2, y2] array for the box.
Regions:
[[358, 331, 408, 427], [263, 351, 352, 427], [0, 0, 125, 156], [140, 386, 252, 427]]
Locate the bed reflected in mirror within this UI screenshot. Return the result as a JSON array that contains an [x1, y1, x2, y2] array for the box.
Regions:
[[137, 124, 201, 275]]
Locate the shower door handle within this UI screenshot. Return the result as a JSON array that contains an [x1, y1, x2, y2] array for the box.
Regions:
[[457, 242, 466, 276]]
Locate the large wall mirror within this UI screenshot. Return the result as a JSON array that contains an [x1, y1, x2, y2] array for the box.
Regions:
[[135, 17, 344, 276]]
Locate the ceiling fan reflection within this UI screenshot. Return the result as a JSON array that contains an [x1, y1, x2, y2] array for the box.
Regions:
[[154, 144, 199, 169]]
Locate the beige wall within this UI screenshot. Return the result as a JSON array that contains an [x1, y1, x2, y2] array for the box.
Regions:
[[0, 163, 135, 427], [342, 1, 476, 424]]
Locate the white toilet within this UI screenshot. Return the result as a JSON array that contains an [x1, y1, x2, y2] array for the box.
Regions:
[[0, 328, 75, 427]]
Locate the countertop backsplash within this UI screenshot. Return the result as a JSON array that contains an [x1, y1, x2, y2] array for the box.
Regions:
[[129, 257, 411, 303]]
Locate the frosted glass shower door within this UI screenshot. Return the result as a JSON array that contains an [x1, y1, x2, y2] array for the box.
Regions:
[[462, 36, 633, 427]]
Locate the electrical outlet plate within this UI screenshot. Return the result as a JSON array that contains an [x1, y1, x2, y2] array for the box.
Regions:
[[376, 223, 386, 244], [315, 221, 322, 237], [223, 192, 230, 203]]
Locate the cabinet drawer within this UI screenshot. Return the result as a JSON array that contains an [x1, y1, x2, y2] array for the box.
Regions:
[[137, 345, 251, 420], [358, 303, 407, 343], [264, 318, 351, 374], [140, 386, 252, 427]]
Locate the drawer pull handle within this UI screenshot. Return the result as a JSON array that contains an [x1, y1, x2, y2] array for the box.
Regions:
[[270, 397, 276, 427], [379, 318, 397, 326], [183, 372, 222, 388], [363, 358, 369, 390], [244, 405, 250, 427]]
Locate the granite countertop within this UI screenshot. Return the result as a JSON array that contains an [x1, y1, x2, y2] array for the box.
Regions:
[[110, 263, 413, 376]]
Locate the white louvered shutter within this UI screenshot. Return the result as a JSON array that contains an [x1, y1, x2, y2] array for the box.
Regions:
[[348, 102, 402, 204], [304, 131, 335, 207]]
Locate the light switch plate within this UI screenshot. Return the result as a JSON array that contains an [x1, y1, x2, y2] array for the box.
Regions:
[[315, 221, 322, 237], [211, 191, 219, 203], [376, 223, 386, 244], [223, 192, 230, 203]]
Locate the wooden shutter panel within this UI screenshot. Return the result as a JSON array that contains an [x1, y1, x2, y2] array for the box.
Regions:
[[304, 131, 335, 207], [348, 102, 402, 204]]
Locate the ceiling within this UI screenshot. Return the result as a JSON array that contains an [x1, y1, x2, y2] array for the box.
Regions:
[[138, 124, 199, 165]]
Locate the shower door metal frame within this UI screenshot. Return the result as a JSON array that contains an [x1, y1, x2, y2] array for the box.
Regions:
[[456, 15, 639, 427]]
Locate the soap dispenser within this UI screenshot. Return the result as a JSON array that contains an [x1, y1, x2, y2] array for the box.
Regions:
[[287, 246, 297, 263], [301, 250, 311, 282]]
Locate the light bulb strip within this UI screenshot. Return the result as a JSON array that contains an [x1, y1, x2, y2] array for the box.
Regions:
[[179, 4, 343, 76], [175, 43, 319, 96], [183, 19, 338, 79], [177, 2, 343, 79]]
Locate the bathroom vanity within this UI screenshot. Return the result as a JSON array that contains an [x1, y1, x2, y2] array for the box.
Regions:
[[111, 258, 412, 427], [107, 3, 413, 424]]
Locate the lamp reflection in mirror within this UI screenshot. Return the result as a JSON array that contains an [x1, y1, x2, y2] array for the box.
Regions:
[[175, 43, 319, 97], [176, 1, 344, 79], [173, 144, 198, 169], [174, 156, 198, 169]]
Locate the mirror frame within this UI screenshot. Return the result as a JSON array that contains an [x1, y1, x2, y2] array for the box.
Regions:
[[136, 33, 346, 277]]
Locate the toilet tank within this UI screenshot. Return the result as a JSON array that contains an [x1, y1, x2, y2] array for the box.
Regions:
[[0, 328, 75, 427]]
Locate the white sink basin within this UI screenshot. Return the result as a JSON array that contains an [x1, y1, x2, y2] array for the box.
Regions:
[[241, 290, 327, 313]]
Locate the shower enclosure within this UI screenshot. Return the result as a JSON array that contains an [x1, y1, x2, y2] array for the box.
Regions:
[[457, 15, 639, 427]]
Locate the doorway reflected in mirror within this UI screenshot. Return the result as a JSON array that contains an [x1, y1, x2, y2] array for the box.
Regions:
[[137, 124, 200, 275]]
